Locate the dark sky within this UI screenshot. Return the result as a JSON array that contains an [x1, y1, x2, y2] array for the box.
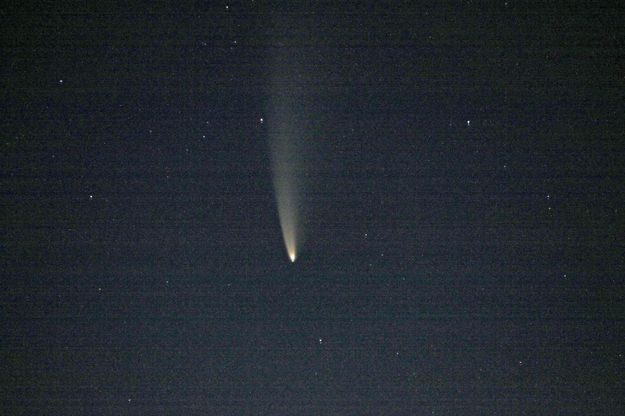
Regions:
[[2, 2, 624, 414]]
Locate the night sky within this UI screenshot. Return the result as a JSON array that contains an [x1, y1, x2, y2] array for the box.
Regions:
[[2, 2, 625, 414]]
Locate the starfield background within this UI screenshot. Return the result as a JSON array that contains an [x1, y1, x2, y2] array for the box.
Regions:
[[2, 1, 624, 414]]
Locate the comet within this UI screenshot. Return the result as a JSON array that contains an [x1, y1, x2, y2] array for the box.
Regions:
[[269, 120, 302, 263], [267, 47, 308, 263]]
